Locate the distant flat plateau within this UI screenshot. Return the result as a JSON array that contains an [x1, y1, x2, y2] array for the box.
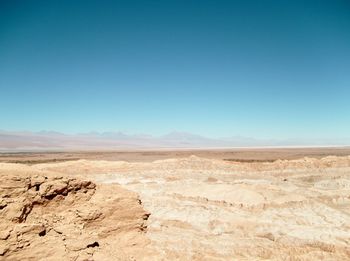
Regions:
[[1, 147, 350, 164]]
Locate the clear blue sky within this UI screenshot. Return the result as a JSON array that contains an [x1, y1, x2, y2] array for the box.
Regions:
[[1, 0, 349, 139]]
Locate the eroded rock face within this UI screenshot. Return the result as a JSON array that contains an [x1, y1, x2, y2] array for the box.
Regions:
[[2, 155, 350, 260], [49, 156, 350, 260], [0, 169, 151, 261]]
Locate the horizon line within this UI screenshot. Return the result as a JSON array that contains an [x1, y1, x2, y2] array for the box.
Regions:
[[1, 129, 349, 142]]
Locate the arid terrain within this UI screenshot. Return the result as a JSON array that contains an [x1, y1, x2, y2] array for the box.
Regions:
[[1, 147, 350, 164], [1, 149, 350, 260]]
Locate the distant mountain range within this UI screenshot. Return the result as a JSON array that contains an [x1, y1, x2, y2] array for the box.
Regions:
[[0, 130, 349, 151]]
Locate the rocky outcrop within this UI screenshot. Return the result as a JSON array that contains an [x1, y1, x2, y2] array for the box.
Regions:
[[2, 155, 350, 261], [42, 156, 350, 260], [0, 168, 152, 260]]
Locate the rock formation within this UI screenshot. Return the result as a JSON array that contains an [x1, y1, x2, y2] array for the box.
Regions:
[[1, 155, 350, 260], [34, 156, 350, 260], [0, 165, 151, 260]]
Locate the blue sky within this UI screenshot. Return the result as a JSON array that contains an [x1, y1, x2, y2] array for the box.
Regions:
[[1, 0, 349, 139]]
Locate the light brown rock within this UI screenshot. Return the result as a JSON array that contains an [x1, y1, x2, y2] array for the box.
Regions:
[[0, 167, 152, 260]]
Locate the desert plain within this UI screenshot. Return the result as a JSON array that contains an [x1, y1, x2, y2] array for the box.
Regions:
[[1, 148, 350, 260]]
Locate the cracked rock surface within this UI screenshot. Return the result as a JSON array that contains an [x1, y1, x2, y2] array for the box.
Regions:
[[36, 156, 350, 260], [0, 165, 152, 260]]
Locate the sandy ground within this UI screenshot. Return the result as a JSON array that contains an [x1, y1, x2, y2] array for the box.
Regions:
[[23, 153, 350, 260], [1, 147, 350, 164]]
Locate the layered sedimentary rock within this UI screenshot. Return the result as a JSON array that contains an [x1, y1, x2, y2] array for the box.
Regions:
[[34, 156, 350, 260], [1, 155, 350, 260], [0, 165, 151, 261]]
